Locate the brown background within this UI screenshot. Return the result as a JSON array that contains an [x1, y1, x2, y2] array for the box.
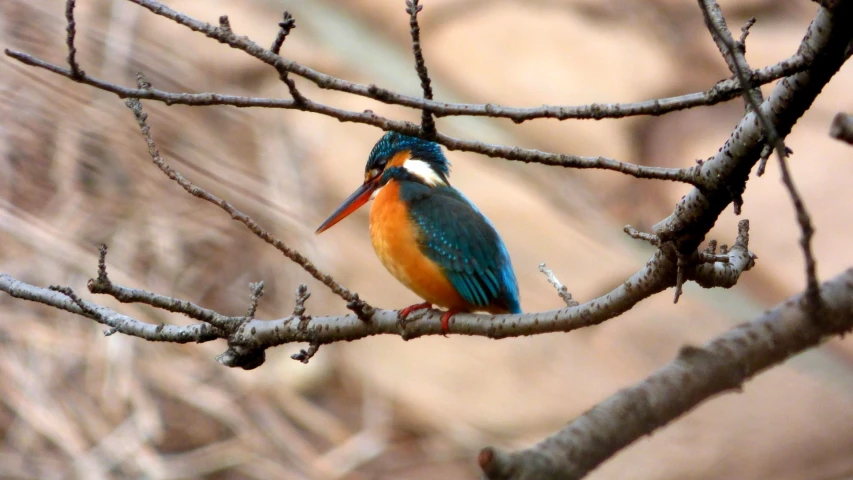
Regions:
[[2, 0, 853, 478]]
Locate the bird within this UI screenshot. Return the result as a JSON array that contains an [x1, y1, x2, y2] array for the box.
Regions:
[[315, 131, 521, 332]]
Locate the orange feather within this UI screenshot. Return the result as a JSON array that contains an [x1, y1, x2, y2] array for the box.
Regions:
[[370, 180, 470, 310]]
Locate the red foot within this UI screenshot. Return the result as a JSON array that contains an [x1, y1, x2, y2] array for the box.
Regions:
[[440, 308, 463, 335], [398, 302, 432, 322]]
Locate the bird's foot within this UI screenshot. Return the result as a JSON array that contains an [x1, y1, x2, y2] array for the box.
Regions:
[[439, 308, 462, 335], [397, 302, 432, 327]]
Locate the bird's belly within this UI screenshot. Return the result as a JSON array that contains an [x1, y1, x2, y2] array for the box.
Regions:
[[369, 184, 467, 309]]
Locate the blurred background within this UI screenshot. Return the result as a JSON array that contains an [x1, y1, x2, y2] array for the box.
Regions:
[[2, 0, 853, 478]]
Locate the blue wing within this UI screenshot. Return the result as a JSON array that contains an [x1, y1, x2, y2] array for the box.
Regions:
[[401, 183, 521, 313]]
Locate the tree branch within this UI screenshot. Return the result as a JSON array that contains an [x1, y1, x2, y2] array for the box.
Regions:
[[269, 11, 295, 55], [0, 231, 748, 351], [406, 0, 436, 139], [268, 11, 304, 103], [538, 263, 578, 307], [699, 0, 822, 321], [653, 1, 852, 257], [700, 3, 763, 112], [108, 0, 810, 123], [0, 273, 222, 343], [0, 218, 753, 358], [689, 219, 755, 288], [3, 46, 807, 123], [479, 267, 853, 480], [699, 0, 787, 183], [123, 92, 375, 319], [64, 0, 84, 78], [2, 48, 706, 186], [830, 112, 853, 144]]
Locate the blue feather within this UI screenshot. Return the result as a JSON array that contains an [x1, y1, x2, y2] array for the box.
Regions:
[[368, 132, 450, 181], [401, 182, 521, 314]]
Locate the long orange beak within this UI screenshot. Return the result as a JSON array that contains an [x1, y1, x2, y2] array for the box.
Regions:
[[315, 179, 379, 234]]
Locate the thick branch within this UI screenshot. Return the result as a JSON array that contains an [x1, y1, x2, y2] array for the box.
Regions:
[[699, 0, 821, 319], [654, 2, 853, 255], [479, 268, 853, 480], [0, 225, 754, 347]]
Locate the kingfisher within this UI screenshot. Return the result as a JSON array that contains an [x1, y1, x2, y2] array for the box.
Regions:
[[315, 131, 521, 332]]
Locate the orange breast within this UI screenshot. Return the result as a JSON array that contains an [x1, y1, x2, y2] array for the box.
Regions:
[[369, 181, 469, 310]]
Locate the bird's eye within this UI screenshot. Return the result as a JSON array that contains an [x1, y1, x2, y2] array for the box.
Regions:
[[365, 168, 382, 183]]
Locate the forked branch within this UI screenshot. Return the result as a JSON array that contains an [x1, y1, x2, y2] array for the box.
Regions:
[[480, 268, 853, 480]]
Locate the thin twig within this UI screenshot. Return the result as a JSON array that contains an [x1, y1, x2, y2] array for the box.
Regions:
[[776, 153, 822, 319], [698, 0, 786, 156], [269, 11, 304, 102], [291, 343, 320, 364], [246, 281, 265, 319], [292, 284, 310, 318], [87, 236, 240, 331], [96, 243, 109, 284], [2, 48, 808, 124], [64, 0, 84, 78], [270, 11, 296, 54], [739, 17, 756, 45], [0, 275, 221, 343], [538, 263, 578, 307], [50, 285, 97, 317], [697, 252, 729, 264], [690, 220, 756, 289], [88, 266, 240, 330], [123, 90, 374, 317], [700, 3, 765, 113], [829, 112, 853, 145], [623, 225, 660, 247], [406, 0, 436, 139], [218, 15, 231, 33], [756, 144, 793, 177], [673, 253, 688, 303], [736, 17, 759, 112]]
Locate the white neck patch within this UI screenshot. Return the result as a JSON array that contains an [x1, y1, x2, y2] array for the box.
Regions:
[[403, 159, 446, 186]]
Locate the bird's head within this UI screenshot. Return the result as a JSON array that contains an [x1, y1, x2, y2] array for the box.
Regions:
[[316, 132, 450, 234]]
